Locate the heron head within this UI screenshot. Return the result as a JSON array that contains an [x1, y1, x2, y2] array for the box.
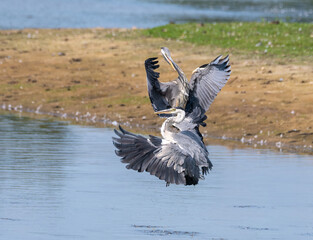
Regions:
[[154, 108, 186, 123], [155, 107, 185, 114], [161, 47, 176, 71]]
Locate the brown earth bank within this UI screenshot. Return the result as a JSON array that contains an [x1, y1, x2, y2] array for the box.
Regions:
[[0, 28, 313, 154]]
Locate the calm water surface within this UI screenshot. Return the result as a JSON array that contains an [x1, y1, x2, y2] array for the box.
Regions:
[[0, 0, 312, 29], [1, 114, 313, 240]]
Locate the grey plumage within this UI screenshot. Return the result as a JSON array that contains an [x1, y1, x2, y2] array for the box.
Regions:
[[189, 55, 231, 112], [145, 48, 231, 120], [113, 48, 230, 186], [113, 109, 212, 186], [145, 47, 190, 112]]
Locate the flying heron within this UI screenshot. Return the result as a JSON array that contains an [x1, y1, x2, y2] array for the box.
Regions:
[[113, 108, 212, 186], [113, 48, 231, 186], [145, 47, 231, 123]]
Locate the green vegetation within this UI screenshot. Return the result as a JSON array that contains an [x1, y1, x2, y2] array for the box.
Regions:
[[142, 22, 313, 58]]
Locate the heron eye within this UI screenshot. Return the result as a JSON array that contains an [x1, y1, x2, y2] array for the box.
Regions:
[[199, 64, 208, 69]]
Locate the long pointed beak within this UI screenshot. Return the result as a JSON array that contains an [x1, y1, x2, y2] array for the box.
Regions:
[[154, 108, 176, 115], [161, 47, 176, 71]]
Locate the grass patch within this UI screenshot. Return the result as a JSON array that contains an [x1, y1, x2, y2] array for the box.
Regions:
[[142, 22, 313, 58]]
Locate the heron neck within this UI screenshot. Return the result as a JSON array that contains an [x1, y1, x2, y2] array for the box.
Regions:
[[160, 117, 175, 140]]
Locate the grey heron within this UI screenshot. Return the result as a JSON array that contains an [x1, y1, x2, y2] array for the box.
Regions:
[[112, 48, 230, 186], [113, 108, 212, 186], [145, 47, 231, 124]]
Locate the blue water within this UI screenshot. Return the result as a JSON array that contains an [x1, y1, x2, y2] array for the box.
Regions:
[[0, 0, 312, 29], [1, 114, 313, 240]]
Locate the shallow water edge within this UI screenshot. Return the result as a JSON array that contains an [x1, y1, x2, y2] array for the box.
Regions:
[[1, 106, 312, 156], [1, 114, 313, 240]]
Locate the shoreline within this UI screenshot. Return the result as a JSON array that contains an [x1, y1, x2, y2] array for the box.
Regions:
[[1, 106, 312, 155], [0, 27, 312, 155]]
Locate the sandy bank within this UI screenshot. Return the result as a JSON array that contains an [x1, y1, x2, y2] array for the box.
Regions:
[[0, 28, 312, 154]]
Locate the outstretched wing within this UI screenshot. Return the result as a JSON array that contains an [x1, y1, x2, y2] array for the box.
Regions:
[[112, 126, 187, 185], [145, 57, 179, 112], [189, 55, 231, 112]]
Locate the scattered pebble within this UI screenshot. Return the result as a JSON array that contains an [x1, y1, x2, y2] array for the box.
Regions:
[[287, 129, 300, 133], [71, 58, 82, 62], [276, 142, 282, 148]]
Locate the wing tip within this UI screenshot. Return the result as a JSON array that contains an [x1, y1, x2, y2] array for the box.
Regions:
[[211, 55, 222, 64]]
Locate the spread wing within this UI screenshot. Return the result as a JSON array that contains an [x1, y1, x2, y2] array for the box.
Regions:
[[113, 126, 186, 185], [189, 55, 231, 112], [112, 126, 209, 185], [145, 57, 179, 112]]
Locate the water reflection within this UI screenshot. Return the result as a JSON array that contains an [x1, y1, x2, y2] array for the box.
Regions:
[[0, 115, 69, 220], [1, 114, 313, 240]]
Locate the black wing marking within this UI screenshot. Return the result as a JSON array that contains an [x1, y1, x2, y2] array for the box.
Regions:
[[145, 57, 177, 112], [189, 55, 231, 112], [145, 58, 183, 111]]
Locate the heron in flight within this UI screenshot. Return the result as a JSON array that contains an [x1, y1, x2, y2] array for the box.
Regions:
[[113, 48, 231, 186], [145, 47, 231, 124], [113, 108, 212, 186]]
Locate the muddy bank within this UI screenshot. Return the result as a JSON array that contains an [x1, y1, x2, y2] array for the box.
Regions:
[[0, 28, 312, 154]]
